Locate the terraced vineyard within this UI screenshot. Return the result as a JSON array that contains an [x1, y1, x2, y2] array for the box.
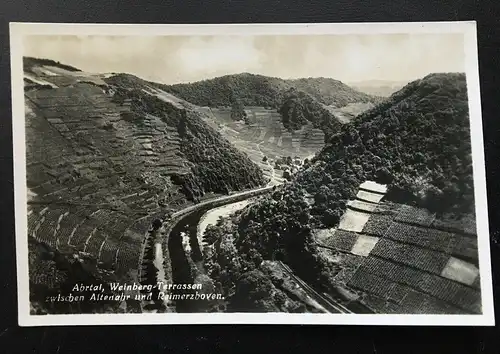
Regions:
[[314, 181, 481, 314], [22, 56, 481, 316], [201, 106, 325, 183], [24, 59, 265, 313], [106, 73, 376, 186], [195, 71, 482, 315]]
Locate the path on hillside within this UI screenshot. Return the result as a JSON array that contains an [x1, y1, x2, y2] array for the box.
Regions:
[[256, 141, 282, 186]]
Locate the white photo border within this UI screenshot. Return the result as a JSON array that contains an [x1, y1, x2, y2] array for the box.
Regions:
[[10, 21, 495, 326]]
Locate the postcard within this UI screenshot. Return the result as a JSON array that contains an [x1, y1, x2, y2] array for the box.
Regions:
[[10, 21, 494, 326]]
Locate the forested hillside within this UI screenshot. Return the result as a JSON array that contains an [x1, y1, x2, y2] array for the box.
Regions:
[[157, 73, 379, 139], [279, 88, 343, 140], [162, 73, 380, 107], [285, 77, 380, 106], [160, 73, 287, 107], [306, 72, 473, 218], [110, 86, 266, 200], [203, 72, 474, 311], [161, 73, 378, 108]]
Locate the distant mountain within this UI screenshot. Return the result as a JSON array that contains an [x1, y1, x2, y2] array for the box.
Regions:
[[349, 79, 408, 97], [158, 73, 380, 139], [202, 72, 474, 311], [161, 73, 379, 108], [24, 56, 82, 73], [285, 77, 382, 106]]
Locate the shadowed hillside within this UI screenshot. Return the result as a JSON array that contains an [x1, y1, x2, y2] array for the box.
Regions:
[[315, 72, 473, 217], [202, 72, 478, 313], [279, 88, 343, 139]]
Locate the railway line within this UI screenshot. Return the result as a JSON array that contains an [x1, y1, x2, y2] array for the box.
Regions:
[[277, 261, 353, 314]]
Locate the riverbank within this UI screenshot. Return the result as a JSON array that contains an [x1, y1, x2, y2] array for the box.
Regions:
[[197, 199, 254, 249]]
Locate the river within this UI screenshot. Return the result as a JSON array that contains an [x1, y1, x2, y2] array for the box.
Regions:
[[197, 200, 252, 246], [163, 199, 255, 312], [147, 186, 274, 312]]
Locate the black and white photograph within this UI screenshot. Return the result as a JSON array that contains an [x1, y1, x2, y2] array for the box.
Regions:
[[10, 22, 494, 326]]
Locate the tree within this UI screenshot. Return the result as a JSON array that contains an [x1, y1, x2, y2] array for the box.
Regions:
[[375, 167, 393, 184], [230, 99, 247, 122], [231, 270, 278, 312], [323, 208, 341, 227]]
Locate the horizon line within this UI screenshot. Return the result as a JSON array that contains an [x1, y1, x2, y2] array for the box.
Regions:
[[21, 55, 466, 88]]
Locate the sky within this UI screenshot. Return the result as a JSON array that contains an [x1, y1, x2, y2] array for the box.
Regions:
[[23, 34, 465, 85]]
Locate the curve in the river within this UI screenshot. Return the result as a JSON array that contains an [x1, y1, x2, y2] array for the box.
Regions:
[[164, 186, 275, 312]]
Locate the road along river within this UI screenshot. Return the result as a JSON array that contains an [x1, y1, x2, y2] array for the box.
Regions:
[[167, 199, 261, 312], [197, 200, 253, 247], [147, 186, 275, 312]]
